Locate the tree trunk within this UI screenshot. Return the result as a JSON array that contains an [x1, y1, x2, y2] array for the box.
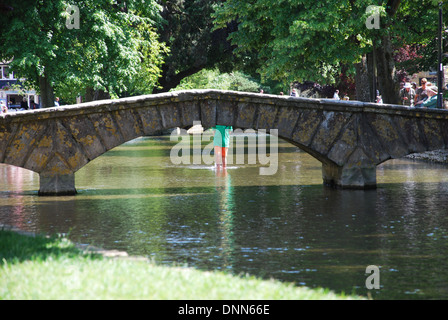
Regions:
[[355, 54, 374, 102], [153, 64, 205, 94], [354, 1, 401, 105], [84, 87, 111, 102], [371, 0, 401, 105], [38, 73, 55, 108], [374, 36, 398, 105]]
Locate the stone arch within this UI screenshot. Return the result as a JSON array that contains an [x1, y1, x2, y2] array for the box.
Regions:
[[0, 89, 447, 195]]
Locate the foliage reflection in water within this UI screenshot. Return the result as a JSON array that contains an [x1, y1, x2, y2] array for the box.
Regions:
[[1, 135, 448, 299]]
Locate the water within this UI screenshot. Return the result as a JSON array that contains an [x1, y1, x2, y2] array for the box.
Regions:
[[1, 133, 448, 299]]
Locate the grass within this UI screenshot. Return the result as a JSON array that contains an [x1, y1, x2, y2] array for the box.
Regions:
[[0, 229, 363, 300]]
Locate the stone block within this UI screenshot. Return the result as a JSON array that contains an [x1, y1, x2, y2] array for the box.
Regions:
[[0, 122, 17, 162], [421, 118, 446, 150], [200, 99, 217, 128], [311, 111, 352, 156], [327, 116, 358, 166], [53, 120, 89, 172], [4, 121, 46, 167], [113, 108, 144, 142], [393, 116, 427, 154], [39, 172, 76, 196], [178, 101, 201, 128], [88, 113, 124, 151], [159, 103, 182, 129], [277, 106, 299, 139], [322, 161, 377, 189], [235, 102, 257, 129], [357, 115, 390, 164], [216, 100, 236, 126], [136, 106, 163, 135], [365, 113, 408, 159], [63, 115, 107, 160], [23, 125, 55, 173], [256, 104, 278, 130], [291, 109, 322, 147]]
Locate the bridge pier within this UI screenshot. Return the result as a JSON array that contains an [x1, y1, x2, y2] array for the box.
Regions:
[[322, 163, 377, 190], [38, 173, 77, 196]]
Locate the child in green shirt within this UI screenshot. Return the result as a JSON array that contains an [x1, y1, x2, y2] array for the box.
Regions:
[[213, 125, 233, 167]]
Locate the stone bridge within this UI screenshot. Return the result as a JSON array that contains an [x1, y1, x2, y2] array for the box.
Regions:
[[1, 89, 447, 195]]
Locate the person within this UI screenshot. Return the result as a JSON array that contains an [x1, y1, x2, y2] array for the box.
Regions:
[[414, 85, 438, 109], [54, 97, 60, 107], [399, 82, 415, 106], [414, 78, 428, 105], [1, 101, 8, 114], [213, 125, 232, 168], [21, 97, 28, 110], [333, 90, 340, 100], [376, 95, 383, 104]]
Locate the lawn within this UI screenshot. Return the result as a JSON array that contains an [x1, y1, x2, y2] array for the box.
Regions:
[[0, 229, 363, 300]]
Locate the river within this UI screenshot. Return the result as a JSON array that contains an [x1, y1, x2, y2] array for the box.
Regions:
[[1, 131, 448, 299]]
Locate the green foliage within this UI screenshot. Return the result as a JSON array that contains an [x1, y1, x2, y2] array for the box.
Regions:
[[125, 21, 169, 97], [0, 0, 166, 104], [173, 69, 268, 92], [213, 0, 446, 86], [213, 0, 369, 84], [154, 0, 235, 92]]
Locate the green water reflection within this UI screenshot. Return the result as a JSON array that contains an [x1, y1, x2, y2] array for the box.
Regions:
[[1, 135, 448, 299]]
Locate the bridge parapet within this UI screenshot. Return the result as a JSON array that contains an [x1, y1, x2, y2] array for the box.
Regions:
[[1, 90, 447, 195]]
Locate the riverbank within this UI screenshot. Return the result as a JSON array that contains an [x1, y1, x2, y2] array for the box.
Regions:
[[405, 149, 448, 164], [0, 228, 362, 300]]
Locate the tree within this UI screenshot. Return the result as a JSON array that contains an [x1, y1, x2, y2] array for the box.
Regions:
[[173, 68, 265, 92], [153, 0, 235, 93], [213, 0, 446, 104], [0, 0, 165, 107]]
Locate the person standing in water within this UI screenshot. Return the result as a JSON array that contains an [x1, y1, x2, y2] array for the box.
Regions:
[[213, 125, 233, 169]]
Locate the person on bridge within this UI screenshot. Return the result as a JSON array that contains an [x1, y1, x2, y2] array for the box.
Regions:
[[415, 78, 429, 104], [21, 98, 28, 110], [414, 85, 438, 109], [333, 90, 340, 100], [213, 125, 233, 169], [1, 101, 8, 114], [400, 82, 415, 106]]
